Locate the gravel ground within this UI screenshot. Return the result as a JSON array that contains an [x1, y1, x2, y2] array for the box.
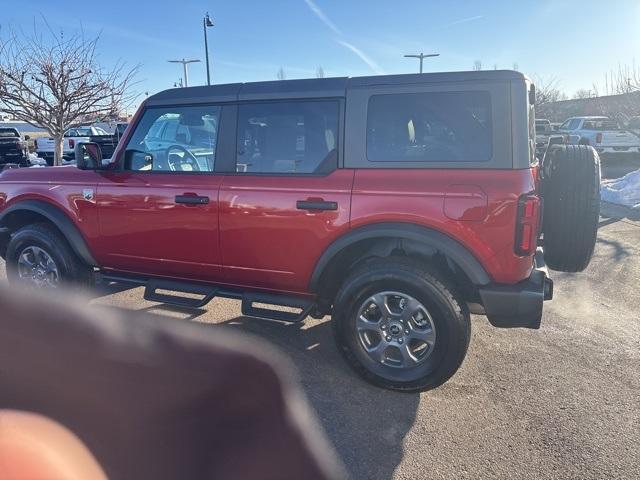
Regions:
[[0, 205, 638, 479]]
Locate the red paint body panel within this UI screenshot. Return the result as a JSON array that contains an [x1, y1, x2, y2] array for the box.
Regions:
[[351, 169, 537, 284], [0, 166, 100, 250], [218, 170, 354, 292], [95, 171, 224, 281], [0, 162, 539, 292]]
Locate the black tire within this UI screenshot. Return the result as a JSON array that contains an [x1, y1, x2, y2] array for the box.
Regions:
[[332, 257, 470, 392], [6, 223, 94, 289], [542, 145, 600, 272]]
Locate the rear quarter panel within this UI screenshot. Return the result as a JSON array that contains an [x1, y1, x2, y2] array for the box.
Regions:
[[351, 169, 536, 284]]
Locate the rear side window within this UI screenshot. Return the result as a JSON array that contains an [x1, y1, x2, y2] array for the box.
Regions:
[[366, 91, 492, 163], [236, 100, 339, 174]]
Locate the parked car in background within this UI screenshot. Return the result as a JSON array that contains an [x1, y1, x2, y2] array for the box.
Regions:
[[0, 128, 29, 167], [627, 116, 640, 136], [0, 71, 601, 391], [535, 119, 554, 159], [35, 126, 119, 165], [114, 122, 129, 142], [557, 116, 640, 158]]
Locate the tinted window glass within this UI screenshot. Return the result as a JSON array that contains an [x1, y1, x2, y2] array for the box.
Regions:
[[367, 91, 492, 163], [0, 128, 19, 137], [568, 119, 581, 130], [236, 101, 339, 174], [124, 105, 220, 172]]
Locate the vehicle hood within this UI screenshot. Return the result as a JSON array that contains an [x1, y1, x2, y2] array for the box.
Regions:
[[0, 165, 85, 183]]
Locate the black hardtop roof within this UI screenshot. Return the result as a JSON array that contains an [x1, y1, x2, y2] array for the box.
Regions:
[[146, 70, 527, 106]]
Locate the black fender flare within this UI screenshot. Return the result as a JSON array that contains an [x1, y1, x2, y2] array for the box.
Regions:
[[0, 199, 97, 266], [309, 222, 491, 292]]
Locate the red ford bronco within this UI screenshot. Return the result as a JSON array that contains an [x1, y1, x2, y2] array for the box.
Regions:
[[0, 71, 600, 391]]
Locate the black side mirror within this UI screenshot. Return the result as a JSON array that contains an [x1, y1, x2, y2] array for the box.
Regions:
[[75, 142, 102, 170], [24, 135, 31, 141]]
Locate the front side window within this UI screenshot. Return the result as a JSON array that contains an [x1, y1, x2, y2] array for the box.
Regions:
[[367, 91, 492, 163], [123, 105, 220, 172], [236, 100, 339, 174]]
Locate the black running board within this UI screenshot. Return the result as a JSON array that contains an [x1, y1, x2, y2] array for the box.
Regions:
[[241, 293, 314, 323], [144, 279, 218, 309], [103, 272, 314, 322]]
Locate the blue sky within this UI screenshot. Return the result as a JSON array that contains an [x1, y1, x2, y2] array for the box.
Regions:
[[4, 0, 640, 109]]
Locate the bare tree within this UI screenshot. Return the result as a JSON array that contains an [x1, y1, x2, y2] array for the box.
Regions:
[[316, 66, 325, 79], [573, 88, 594, 99], [276, 67, 286, 80], [472, 60, 482, 71], [0, 24, 137, 165], [533, 76, 567, 107]]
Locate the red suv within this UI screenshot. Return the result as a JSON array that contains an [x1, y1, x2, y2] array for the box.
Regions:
[[0, 71, 600, 391]]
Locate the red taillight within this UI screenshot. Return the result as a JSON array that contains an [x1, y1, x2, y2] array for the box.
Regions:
[[68, 139, 75, 148], [595, 133, 603, 144], [515, 194, 541, 256]]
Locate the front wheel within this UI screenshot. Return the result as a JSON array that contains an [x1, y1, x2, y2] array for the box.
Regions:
[[6, 223, 94, 289], [332, 258, 470, 392]]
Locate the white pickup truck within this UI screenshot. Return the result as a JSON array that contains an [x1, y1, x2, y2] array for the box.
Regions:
[[35, 126, 115, 166], [557, 116, 640, 158]]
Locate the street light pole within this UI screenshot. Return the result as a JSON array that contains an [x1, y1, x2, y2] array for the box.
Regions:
[[203, 13, 214, 85], [403, 52, 440, 73], [167, 59, 201, 87]]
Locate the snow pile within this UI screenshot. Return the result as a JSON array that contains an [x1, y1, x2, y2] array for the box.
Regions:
[[601, 169, 640, 209], [27, 153, 47, 166]]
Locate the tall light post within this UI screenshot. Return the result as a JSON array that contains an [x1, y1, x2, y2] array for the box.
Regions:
[[167, 58, 200, 87], [203, 12, 214, 85], [404, 52, 440, 73]]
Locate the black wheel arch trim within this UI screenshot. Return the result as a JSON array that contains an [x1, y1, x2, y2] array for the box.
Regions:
[[0, 199, 97, 267], [309, 222, 491, 292]]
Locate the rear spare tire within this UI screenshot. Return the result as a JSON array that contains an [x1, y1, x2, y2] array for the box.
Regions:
[[542, 145, 600, 272]]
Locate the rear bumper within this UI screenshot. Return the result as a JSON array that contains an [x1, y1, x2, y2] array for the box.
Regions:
[[0, 151, 27, 164], [478, 250, 553, 329], [595, 146, 640, 156]]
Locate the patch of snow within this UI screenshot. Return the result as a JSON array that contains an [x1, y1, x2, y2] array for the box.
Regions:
[[27, 153, 47, 166], [601, 169, 640, 209]]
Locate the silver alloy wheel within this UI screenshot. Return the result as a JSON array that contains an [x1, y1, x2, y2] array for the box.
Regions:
[[17, 246, 60, 288], [356, 291, 436, 368]]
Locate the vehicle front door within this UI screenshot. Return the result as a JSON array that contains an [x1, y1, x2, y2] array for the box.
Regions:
[[94, 104, 225, 282], [218, 100, 352, 293]]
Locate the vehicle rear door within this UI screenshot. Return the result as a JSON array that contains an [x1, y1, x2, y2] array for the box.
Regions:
[[218, 99, 352, 293], [94, 104, 227, 282]]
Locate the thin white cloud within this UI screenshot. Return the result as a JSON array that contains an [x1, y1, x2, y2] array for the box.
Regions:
[[302, 0, 383, 75], [336, 40, 385, 75], [442, 15, 484, 28], [303, 0, 342, 36]]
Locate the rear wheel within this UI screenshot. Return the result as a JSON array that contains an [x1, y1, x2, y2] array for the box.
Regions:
[[6, 223, 94, 289], [542, 145, 601, 272], [332, 258, 470, 392]]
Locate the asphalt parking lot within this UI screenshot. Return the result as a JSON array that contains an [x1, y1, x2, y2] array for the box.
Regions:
[[0, 203, 638, 480]]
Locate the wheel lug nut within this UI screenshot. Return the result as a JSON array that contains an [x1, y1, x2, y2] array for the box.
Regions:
[[381, 324, 386, 330], [398, 338, 404, 344], [386, 336, 392, 342], [404, 329, 409, 334]]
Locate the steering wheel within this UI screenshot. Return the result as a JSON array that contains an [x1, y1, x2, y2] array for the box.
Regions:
[[166, 145, 200, 172]]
